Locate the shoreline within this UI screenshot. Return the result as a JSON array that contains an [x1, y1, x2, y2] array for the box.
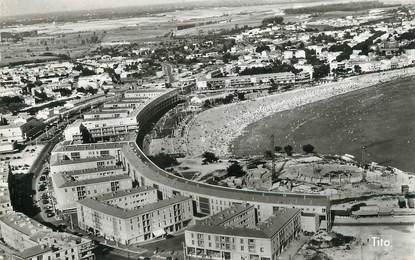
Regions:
[[181, 67, 415, 158]]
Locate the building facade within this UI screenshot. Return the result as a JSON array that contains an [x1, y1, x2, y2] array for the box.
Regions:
[[185, 206, 301, 260], [77, 195, 193, 245], [0, 212, 95, 260]]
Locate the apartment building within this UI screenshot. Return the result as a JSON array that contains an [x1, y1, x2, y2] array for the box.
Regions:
[[103, 99, 146, 110], [50, 155, 118, 174], [77, 195, 193, 245], [0, 212, 95, 260], [51, 167, 132, 212], [196, 72, 311, 90], [64, 116, 138, 142], [0, 162, 12, 217], [52, 141, 126, 162], [184, 206, 301, 260], [83, 110, 131, 120], [124, 89, 166, 99], [95, 186, 158, 210]]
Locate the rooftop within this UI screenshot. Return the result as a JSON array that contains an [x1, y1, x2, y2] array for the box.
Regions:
[[0, 212, 91, 255], [0, 212, 49, 239], [188, 208, 301, 239], [54, 141, 127, 152], [199, 204, 254, 226], [125, 89, 167, 93], [51, 155, 115, 166], [84, 110, 130, 115], [104, 98, 147, 105], [14, 244, 53, 258], [53, 173, 131, 188], [94, 186, 156, 201], [63, 165, 124, 176], [78, 195, 190, 219]]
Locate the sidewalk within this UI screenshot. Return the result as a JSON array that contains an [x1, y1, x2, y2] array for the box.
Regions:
[[277, 234, 309, 260]]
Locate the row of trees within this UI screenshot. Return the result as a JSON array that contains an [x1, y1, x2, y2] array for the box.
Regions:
[[239, 60, 302, 76], [262, 16, 284, 26], [265, 144, 315, 158]]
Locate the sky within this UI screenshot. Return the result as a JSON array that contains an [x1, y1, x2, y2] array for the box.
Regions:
[[0, 0, 200, 17], [1, 0, 414, 17]]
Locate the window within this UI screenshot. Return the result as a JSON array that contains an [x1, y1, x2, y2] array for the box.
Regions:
[[97, 161, 105, 167]]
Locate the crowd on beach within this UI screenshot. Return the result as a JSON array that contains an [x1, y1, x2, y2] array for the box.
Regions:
[[176, 67, 415, 158]]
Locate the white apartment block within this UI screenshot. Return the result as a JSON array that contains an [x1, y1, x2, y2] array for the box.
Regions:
[[185, 207, 301, 260], [52, 142, 126, 162], [0, 124, 25, 143], [83, 110, 131, 120], [0, 212, 95, 260], [0, 118, 45, 143], [103, 99, 146, 110], [0, 162, 12, 217], [50, 155, 118, 174], [124, 89, 166, 99], [51, 166, 132, 212], [196, 72, 311, 90], [94, 186, 158, 210], [64, 116, 138, 142], [77, 195, 193, 245]]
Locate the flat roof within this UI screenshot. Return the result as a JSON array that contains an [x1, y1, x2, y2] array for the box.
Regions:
[[125, 89, 167, 93], [14, 245, 53, 258], [64, 165, 124, 176], [188, 208, 301, 239], [78, 195, 190, 219], [94, 186, 156, 201], [0, 124, 22, 130], [0, 212, 49, 239], [54, 141, 127, 152], [84, 110, 130, 115], [200, 204, 254, 226], [205, 72, 295, 82], [53, 173, 131, 188], [104, 99, 147, 105], [51, 155, 115, 166]]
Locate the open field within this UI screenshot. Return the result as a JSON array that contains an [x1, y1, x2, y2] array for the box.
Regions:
[[0, 31, 102, 66]]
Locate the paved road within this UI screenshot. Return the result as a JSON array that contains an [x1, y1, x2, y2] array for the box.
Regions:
[[95, 245, 142, 260]]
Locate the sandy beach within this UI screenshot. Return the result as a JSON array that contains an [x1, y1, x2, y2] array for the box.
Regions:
[[179, 67, 415, 157]]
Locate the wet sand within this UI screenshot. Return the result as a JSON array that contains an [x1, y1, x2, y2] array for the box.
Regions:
[[232, 76, 415, 172]]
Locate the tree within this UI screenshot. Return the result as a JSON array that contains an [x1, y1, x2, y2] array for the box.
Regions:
[[202, 152, 218, 164], [227, 162, 246, 178], [302, 144, 315, 154], [354, 65, 362, 74], [284, 145, 294, 156], [275, 146, 283, 153], [262, 16, 284, 26], [264, 150, 273, 159], [314, 64, 330, 80], [256, 45, 271, 53], [80, 124, 94, 144]]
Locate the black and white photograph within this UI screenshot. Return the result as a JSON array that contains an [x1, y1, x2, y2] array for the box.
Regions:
[[0, 0, 414, 259]]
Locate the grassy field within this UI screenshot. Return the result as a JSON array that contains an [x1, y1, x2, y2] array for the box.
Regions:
[[0, 31, 103, 66]]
